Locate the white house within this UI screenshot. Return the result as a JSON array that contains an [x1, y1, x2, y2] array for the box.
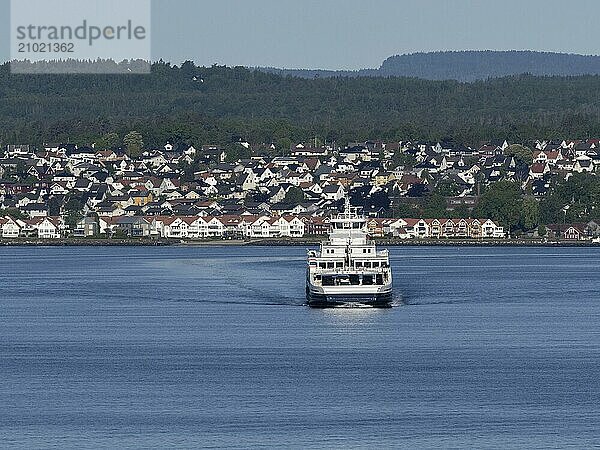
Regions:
[[321, 184, 345, 201], [238, 172, 257, 191], [30, 217, 62, 239], [574, 157, 594, 173], [0, 216, 21, 238], [247, 216, 278, 238], [205, 217, 225, 238], [482, 219, 505, 238], [387, 219, 409, 237], [275, 216, 305, 238], [163, 217, 190, 238]]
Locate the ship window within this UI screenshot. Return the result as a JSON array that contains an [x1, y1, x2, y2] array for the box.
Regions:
[[322, 276, 335, 286], [350, 275, 360, 285], [327, 262, 334, 269], [373, 262, 380, 268], [364, 262, 371, 268], [376, 274, 384, 285], [363, 275, 374, 285], [319, 263, 326, 269], [336, 262, 343, 268], [363, 249, 367, 253], [356, 262, 363, 268]]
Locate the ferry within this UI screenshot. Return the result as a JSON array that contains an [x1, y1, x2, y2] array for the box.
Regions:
[[306, 198, 393, 308]]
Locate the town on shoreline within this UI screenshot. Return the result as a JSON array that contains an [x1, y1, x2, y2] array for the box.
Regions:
[[1, 138, 599, 244]]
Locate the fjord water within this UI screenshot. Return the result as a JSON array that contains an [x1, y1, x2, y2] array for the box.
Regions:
[[1, 246, 599, 448]]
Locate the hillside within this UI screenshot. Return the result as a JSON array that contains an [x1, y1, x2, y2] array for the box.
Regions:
[[261, 51, 600, 81], [2, 61, 600, 148], [379, 51, 600, 81]]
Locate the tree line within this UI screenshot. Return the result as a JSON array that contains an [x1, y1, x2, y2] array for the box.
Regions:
[[2, 61, 600, 150]]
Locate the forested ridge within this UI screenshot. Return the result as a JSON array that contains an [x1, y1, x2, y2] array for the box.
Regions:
[[263, 51, 600, 81], [2, 61, 600, 148], [378, 51, 600, 81]]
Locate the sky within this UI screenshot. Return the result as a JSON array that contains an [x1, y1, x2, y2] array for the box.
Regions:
[[2, 0, 600, 69]]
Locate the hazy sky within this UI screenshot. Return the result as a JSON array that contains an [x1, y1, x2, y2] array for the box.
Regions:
[[2, 0, 600, 69]]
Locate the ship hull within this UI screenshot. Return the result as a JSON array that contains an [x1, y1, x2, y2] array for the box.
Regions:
[[306, 286, 393, 308]]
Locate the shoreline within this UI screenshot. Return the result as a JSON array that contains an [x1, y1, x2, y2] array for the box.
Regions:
[[1, 238, 599, 247], [0, 238, 172, 247], [232, 239, 600, 248]]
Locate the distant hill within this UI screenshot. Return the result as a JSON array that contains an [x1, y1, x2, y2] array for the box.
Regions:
[[260, 51, 600, 81]]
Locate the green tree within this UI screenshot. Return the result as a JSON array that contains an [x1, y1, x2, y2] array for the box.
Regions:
[[123, 131, 144, 158], [283, 186, 305, 204], [65, 210, 83, 230], [392, 202, 419, 218], [224, 143, 252, 163], [15, 161, 27, 180], [422, 193, 447, 218], [48, 197, 62, 216], [540, 173, 600, 223], [391, 151, 417, 168], [475, 181, 523, 231], [177, 160, 195, 182], [538, 224, 547, 237], [436, 178, 462, 197], [520, 197, 540, 231], [0, 208, 26, 220], [275, 137, 293, 155], [65, 197, 83, 213], [504, 144, 534, 166], [451, 204, 470, 219], [63, 195, 84, 230], [539, 191, 564, 224], [97, 132, 120, 149], [112, 228, 129, 239]]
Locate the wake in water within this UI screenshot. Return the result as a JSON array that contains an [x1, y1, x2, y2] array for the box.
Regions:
[[173, 298, 306, 307], [390, 296, 405, 308], [173, 293, 405, 309]]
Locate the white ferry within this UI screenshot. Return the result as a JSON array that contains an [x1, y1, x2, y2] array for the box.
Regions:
[[306, 199, 393, 308]]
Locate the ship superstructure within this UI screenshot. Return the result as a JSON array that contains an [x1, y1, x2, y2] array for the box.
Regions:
[[306, 199, 393, 307]]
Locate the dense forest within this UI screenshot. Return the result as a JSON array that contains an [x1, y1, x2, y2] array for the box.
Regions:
[[379, 51, 600, 81], [2, 61, 600, 148], [262, 51, 600, 81]]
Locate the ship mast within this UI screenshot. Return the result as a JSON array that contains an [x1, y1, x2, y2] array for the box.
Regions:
[[344, 196, 351, 216]]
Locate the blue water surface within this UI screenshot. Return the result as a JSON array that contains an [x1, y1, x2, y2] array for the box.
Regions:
[[1, 246, 599, 448]]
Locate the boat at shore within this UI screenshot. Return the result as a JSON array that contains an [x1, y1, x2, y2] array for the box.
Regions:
[[306, 199, 393, 308]]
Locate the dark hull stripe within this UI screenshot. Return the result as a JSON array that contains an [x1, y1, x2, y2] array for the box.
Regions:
[[306, 289, 393, 308]]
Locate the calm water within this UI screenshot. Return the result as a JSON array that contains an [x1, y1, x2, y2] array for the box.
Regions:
[[1, 245, 600, 449]]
